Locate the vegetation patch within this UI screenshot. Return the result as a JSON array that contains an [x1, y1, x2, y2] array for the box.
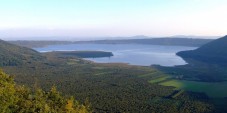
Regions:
[[159, 79, 227, 98], [149, 75, 172, 84], [47, 51, 113, 58]]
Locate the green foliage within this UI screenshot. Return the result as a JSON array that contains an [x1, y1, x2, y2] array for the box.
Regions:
[[159, 79, 227, 98], [0, 69, 90, 113], [0, 69, 16, 113]]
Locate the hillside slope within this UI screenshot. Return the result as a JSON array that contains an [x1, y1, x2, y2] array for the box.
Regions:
[[177, 35, 227, 65], [0, 39, 44, 66]]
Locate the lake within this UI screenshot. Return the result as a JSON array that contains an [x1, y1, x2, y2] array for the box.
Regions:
[[34, 44, 196, 66]]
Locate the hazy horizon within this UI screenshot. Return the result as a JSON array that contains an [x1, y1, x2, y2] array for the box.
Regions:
[[0, 0, 226, 40], [1, 35, 221, 41]]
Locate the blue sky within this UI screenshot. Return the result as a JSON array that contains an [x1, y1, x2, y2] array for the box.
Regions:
[[0, 0, 227, 40]]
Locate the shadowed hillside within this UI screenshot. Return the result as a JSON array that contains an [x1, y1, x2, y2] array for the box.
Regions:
[[177, 35, 227, 65], [156, 35, 227, 82], [0, 39, 45, 66]]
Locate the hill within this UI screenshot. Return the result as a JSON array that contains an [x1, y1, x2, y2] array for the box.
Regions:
[[177, 35, 227, 65], [9, 40, 73, 48], [0, 39, 44, 66]]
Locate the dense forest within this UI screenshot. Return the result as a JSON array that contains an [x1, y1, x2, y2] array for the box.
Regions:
[[0, 69, 90, 113]]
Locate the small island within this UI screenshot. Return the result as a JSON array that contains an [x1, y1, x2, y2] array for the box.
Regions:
[[48, 50, 114, 58]]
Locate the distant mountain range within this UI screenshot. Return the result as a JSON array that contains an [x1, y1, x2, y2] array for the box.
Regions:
[[76, 37, 214, 47], [9, 36, 216, 48], [170, 35, 220, 39]]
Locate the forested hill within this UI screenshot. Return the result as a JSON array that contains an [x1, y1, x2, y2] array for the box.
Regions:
[[177, 35, 227, 65], [0, 39, 44, 66], [9, 40, 73, 48]]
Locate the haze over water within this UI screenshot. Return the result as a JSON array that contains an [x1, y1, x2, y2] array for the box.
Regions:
[[34, 44, 196, 66]]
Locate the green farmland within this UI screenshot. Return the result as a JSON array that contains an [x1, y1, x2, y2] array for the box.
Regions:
[[146, 73, 227, 98]]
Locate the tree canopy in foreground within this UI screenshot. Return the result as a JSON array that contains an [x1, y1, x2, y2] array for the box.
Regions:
[[0, 69, 90, 113]]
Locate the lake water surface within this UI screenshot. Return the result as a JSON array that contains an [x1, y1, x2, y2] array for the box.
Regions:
[[34, 44, 196, 66]]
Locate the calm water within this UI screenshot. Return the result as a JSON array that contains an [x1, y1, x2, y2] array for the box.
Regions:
[[34, 44, 196, 66]]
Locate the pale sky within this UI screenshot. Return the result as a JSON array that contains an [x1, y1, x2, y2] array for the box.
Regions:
[[0, 0, 226, 40]]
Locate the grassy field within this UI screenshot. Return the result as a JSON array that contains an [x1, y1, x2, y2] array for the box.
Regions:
[[149, 76, 172, 84], [159, 79, 227, 98], [144, 70, 227, 98]]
